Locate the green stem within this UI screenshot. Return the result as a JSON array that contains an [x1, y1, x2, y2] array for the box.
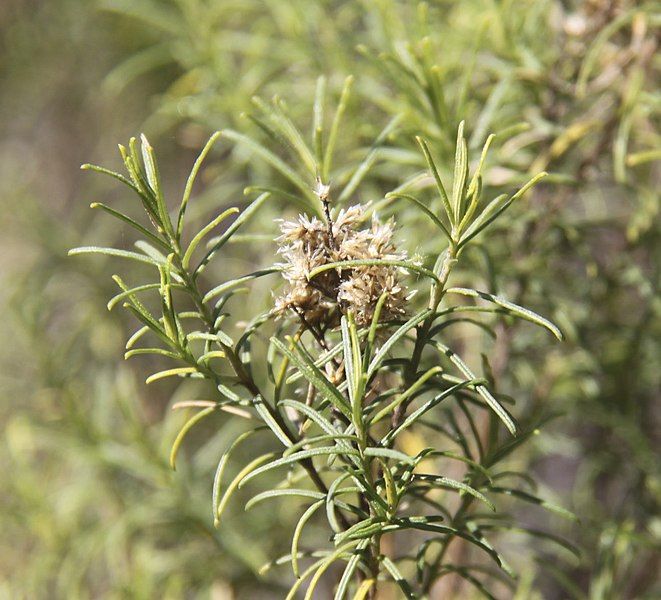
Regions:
[[392, 244, 458, 433]]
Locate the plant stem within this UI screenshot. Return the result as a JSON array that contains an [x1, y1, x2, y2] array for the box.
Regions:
[[392, 244, 458, 433]]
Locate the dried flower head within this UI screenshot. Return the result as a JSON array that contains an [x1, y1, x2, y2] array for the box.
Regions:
[[274, 203, 411, 326]]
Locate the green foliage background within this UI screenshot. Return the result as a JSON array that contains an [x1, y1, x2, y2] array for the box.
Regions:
[[0, 0, 658, 598]]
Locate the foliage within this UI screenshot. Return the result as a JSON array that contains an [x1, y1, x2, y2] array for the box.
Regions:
[[1, 0, 658, 598]]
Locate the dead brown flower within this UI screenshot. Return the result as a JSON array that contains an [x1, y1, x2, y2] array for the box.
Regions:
[[274, 204, 411, 327]]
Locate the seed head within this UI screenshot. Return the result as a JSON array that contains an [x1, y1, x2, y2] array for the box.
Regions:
[[274, 204, 410, 326]]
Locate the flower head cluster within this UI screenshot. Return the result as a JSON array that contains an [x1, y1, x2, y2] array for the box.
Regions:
[[274, 204, 411, 326]]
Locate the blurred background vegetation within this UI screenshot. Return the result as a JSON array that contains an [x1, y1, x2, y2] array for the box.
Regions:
[[0, 0, 658, 598]]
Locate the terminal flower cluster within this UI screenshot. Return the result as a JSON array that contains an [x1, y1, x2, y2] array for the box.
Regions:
[[274, 204, 410, 326]]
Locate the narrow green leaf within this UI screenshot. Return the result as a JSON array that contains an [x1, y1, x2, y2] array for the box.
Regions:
[[89, 202, 170, 250], [122, 304, 171, 348], [326, 473, 352, 534], [283, 542, 358, 600], [416, 136, 453, 225], [459, 172, 547, 247], [284, 556, 328, 600], [488, 486, 578, 521], [195, 192, 270, 275], [279, 400, 342, 438], [202, 268, 279, 303], [414, 474, 495, 510], [108, 281, 157, 312], [271, 337, 351, 419], [68, 246, 161, 267], [177, 131, 222, 237], [364, 292, 389, 368], [384, 519, 504, 567], [458, 134, 495, 233], [270, 96, 317, 175], [347, 315, 364, 418], [146, 366, 197, 385], [334, 540, 370, 600], [187, 331, 226, 343], [446, 287, 562, 340], [457, 192, 507, 245], [169, 405, 217, 470], [182, 207, 239, 268], [212, 427, 267, 526], [304, 542, 359, 600], [323, 75, 353, 182], [312, 76, 326, 167], [468, 135, 495, 197], [335, 516, 385, 544], [121, 139, 154, 210], [369, 366, 443, 425], [81, 163, 140, 193], [432, 341, 516, 435], [140, 134, 175, 239], [341, 316, 356, 407], [452, 120, 469, 218], [125, 325, 150, 349], [239, 446, 359, 487], [252, 395, 294, 448], [364, 447, 414, 464], [124, 347, 179, 360], [284, 434, 359, 457], [285, 340, 345, 385], [134, 240, 169, 265], [291, 500, 325, 577], [481, 524, 580, 558], [386, 192, 452, 242], [380, 458, 397, 514], [381, 555, 416, 599], [216, 453, 276, 525], [108, 282, 183, 311], [409, 448, 493, 484], [245, 488, 325, 511]]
